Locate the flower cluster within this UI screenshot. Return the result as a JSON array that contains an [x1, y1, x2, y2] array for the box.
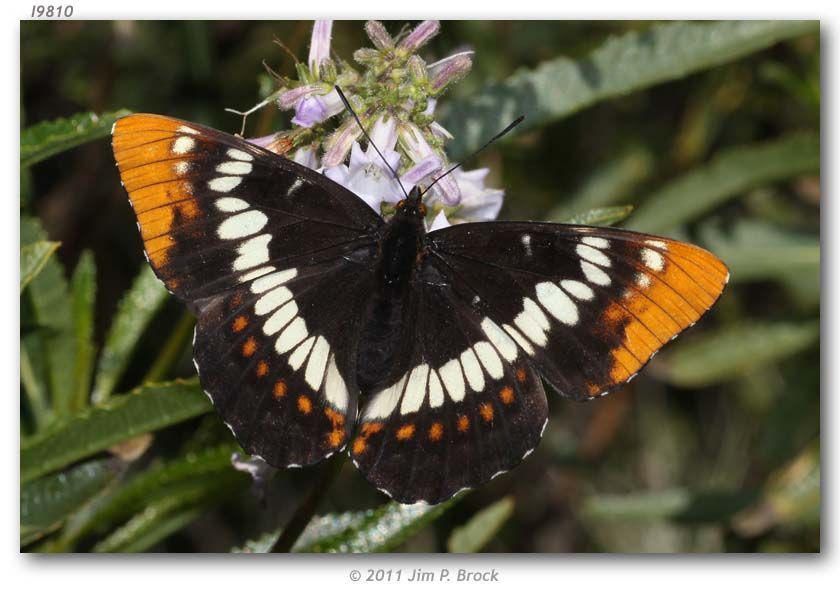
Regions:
[[248, 20, 504, 229]]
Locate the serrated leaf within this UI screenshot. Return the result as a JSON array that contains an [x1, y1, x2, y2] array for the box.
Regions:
[[91, 265, 170, 404], [447, 496, 514, 553], [69, 252, 97, 414], [20, 458, 121, 547], [655, 321, 820, 388], [21, 109, 131, 168], [20, 241, 61, 292], [443, 21, 817, 155], [626, 132, 820, 233], [561, 205, 634, 226], [21, 217, 75, 420], [21, 379, 211, 483]]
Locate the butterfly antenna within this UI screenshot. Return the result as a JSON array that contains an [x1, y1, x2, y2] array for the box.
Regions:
[[334, 86, 408, 198], [422, 115, 525, 196]]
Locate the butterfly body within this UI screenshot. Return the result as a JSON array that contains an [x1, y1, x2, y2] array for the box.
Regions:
[[112, 114, 729, 504]]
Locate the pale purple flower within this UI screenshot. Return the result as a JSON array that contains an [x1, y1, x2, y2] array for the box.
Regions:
[[292, 147, 319, 170], [449, 167, 504, 221], [322, 119, 362, 167], [278, 84, 322, 110], [428, 51, 473, 92], [402, 155, 442, 189], [428, 210, 452, 232], [291, 88, 344, 128], [309, 20, 333, 78], [399, 20, 439, 52], [397, 122, 460, 204], [323, 140, 404, 213], [365, 20, 393, 50]]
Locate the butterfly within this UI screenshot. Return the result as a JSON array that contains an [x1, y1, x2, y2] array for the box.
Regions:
[[112, 113, 729, 504]]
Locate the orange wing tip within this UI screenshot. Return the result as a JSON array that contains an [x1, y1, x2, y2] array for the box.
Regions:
[[112, 114, 206, 270], [590, 238, 728, 397]]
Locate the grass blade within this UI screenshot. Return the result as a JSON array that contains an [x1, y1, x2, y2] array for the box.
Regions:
[[21, 109, 131, 168], [443, 21, 817, 155], [447, 496, 515, 553], [20, 241, 61, 292], [626, 132, 820, 233], [21, 379, 211, 483], [91, 265, 170, 404]]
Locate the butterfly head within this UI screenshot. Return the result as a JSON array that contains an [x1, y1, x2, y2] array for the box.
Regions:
[[395, 186, 427, 220]]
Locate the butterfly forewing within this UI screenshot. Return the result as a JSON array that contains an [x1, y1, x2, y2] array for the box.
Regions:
[[427, 222, 729, 399], [112, 114, 381, 304], [112, 114, 382, 466]]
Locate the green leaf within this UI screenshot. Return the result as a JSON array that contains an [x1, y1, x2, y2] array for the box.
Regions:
[[21, 379, 211, 483], [91, 265, 170, 404], [20, 458, 121, 547], [560, 205, 634, 226], [700, 220, 820, 283], [582, 488, 756, 523], [548, 146, 654, 221], [21, 217, 75, 420], [447, 496, 514, 553], [733, 441, 820, 536], [625, 132, 820, 233], [69, 252, 97, 414], [442, 21, 818, 155], [21, 109, 131, 168], [294, 498, 459, 553], [236, 497, 461, 554], [47, 445, 240, 551], [20, 241, 61, 292], [92, 469, 242, 553], [655, 321, 820, 388], [95, 506, 203, 553]]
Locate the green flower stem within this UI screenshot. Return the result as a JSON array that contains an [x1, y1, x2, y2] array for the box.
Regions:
[[143, 312, 196, 384], [271, 454, 347, 553]]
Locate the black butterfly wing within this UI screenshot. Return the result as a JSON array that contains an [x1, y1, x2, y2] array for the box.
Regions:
[[350, 220, 728, 504], [113, 114, 381, 466], [426, 221, 730, 400], [350, 264, 548, 505]]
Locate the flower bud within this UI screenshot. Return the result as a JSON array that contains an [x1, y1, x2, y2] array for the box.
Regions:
[[365, 21, 393, 50], [430, 52, 473, 93], [399, 20, 440, 52]]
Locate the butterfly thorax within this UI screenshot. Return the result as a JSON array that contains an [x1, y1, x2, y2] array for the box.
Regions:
[[377, 187, 427, 287]]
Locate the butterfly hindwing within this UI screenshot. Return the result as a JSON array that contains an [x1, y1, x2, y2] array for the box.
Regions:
[[194, 255, 375, 466], [113, 114, 382, 467], [351, 272, 549, 505], [427, 222, 729, 399]]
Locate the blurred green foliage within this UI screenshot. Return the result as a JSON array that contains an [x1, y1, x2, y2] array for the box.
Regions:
[[20, 20, 819, 552]]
